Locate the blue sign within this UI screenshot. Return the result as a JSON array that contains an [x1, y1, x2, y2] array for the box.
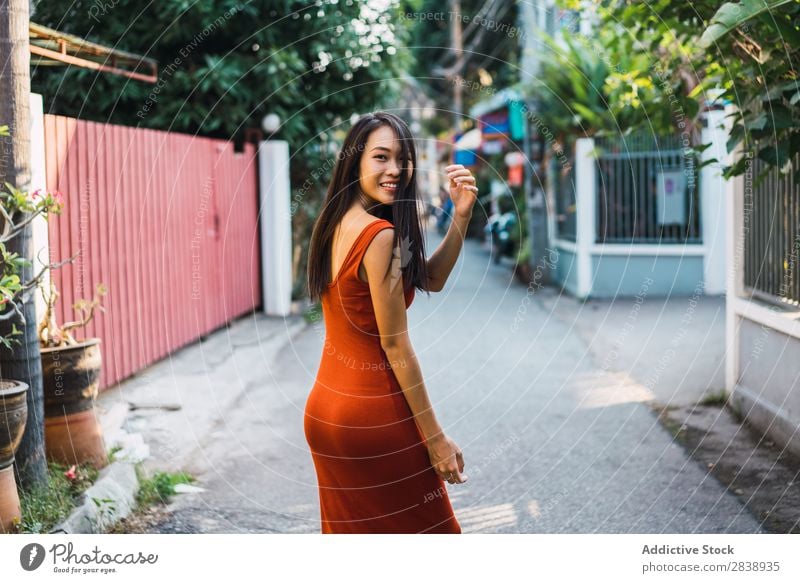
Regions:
[[454, 149, 477, 166]]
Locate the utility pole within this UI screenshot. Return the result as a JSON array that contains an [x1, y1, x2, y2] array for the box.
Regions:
[[518, 0, 553, 286], [0, 0, 48, 490], [450, 0, 463, 132]]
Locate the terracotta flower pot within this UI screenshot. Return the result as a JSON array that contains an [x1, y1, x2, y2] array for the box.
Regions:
[[0, 379, 29, 533], [41, 338, 108, 469], [0, 380, 29, 468], [0, 466, 22, 533], [514, 260, 533, 285]]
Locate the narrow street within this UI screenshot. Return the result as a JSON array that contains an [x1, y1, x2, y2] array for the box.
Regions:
[[6, 3, 797, 579], [136, 224, 764, 534]]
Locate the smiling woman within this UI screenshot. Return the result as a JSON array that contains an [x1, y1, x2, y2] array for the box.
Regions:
[[304, 111, 478, 534]]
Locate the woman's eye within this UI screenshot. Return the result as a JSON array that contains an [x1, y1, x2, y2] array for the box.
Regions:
[[374, 154, 409, 164]]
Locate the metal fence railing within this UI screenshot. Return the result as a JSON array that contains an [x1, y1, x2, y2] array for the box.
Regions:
[[744, 151, 800, 308], [594, 134, 702, 244]]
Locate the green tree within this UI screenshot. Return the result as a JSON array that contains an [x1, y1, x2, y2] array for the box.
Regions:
[[31, 0, 411, 146], [0, 0, 48, 491], [528, 0, 719, 143], [30, 0, 417, 300], [584, 0, 800, 179], [699, 0, 800, 179]]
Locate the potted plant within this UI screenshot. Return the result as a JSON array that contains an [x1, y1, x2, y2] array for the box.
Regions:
[[514, 236, 533, 284], [38, 280, 108, 470], [0, 379, 28, 533], [0, 122, 65, 532]]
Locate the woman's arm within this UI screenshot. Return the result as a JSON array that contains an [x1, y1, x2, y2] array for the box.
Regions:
[[363, 228, 466, 483], [426, 210, 472, 292]]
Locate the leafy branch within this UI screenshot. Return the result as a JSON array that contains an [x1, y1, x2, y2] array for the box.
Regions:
[[38, 281, 107, 348], [0, 124, 67, 347]]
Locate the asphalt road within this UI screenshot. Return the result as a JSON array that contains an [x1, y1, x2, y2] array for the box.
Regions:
[[140, 225, 765, 534]]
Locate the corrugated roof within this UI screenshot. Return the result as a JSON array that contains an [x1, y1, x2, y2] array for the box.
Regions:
[[469, 86, 524, 118], [30, 22, 157, 83]]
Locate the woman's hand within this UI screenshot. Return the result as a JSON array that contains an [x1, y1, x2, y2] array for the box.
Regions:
[[445, 164, 478, 219], [426, 433, 467, 484]]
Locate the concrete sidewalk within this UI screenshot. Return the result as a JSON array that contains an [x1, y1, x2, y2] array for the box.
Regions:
[[53, 310, 309, 533], [529, 272, 799, 533], [96, 311, 309, 479], [534, 284, 726, 409]]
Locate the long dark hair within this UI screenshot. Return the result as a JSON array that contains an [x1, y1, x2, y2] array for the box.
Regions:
[[306, 111, 430, 303]]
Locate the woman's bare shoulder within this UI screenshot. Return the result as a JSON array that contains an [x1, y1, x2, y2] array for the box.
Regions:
[[338, 212, 387, 235]]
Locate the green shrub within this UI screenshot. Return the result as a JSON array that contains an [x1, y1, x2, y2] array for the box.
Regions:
[[134, 467, 195, 510], [18, 462, 99, 534]]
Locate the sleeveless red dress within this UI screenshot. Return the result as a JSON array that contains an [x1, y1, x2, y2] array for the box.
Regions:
[[304, 218, 461, 534]]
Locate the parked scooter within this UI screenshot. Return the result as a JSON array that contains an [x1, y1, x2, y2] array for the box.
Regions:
[[485, 212, 518, 264], [436, 193, 453, 235]]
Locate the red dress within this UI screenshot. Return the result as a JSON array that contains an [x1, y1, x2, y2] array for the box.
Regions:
[[304, 218, 461, 534]]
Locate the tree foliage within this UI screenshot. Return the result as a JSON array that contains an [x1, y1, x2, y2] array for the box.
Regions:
[[30, 0, 412, 146], [530, 0, 800, 179], [528, 0, 715, 145], [698, 0, 800, 178], [30, 0, 418, 301]]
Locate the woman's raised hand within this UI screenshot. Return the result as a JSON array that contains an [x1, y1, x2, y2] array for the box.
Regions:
[[426, 432, 467, 484], [445, 164, 478, 219]]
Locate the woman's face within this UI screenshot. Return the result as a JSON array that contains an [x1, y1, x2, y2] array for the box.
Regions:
[[358, 125, 413, 205]]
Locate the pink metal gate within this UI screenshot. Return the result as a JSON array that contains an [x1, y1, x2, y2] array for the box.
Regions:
[[43, 115, 262, 390]]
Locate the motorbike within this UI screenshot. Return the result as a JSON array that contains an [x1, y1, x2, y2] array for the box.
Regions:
[[436, 197, 454, 235], [484, 212, 518, 264]]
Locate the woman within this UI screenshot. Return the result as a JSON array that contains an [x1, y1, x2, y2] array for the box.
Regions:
[[304, 111, 478, 534]]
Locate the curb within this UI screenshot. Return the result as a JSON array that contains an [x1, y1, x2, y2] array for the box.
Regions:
[[50, 401, 146, 534]]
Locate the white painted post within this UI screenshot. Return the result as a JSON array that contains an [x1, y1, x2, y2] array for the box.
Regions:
[[574, 137, 596, 299], [701, 108, 730, 295], [258, 140, 292, 316], [725, 114, 745, 394], [29, 93, 50, 325]]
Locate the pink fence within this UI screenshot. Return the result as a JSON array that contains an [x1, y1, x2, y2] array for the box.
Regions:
[[43, 115, 262, 390]]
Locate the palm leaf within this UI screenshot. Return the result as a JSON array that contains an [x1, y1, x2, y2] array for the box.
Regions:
[[699, 0, 797, 48]]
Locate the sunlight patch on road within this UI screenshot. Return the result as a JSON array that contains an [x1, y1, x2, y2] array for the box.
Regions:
[[573, 372, 655, 409], [527, 500, 542, 519], [456, 503, 517, 533]]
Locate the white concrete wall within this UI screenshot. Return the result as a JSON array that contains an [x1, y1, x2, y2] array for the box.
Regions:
[[725, 122, 800, 457]]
